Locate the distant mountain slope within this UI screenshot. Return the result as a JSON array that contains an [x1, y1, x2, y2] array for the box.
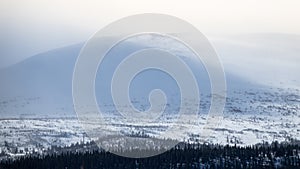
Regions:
[[211, 33, 300, 89], [0, 35, 274, 118], [0, 44, 82, 117]]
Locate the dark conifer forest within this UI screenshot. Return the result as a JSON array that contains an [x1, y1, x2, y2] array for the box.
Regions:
[[1, 141, 299, 169]]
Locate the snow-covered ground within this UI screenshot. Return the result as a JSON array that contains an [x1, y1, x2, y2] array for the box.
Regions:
[[0, 87, 299, 158], [0, 118, 86, 157]]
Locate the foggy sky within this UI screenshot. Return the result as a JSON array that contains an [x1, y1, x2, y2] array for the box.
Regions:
[[1, 0, 300, 68]]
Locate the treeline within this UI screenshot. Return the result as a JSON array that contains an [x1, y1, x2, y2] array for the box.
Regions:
[[0, 141, 300, 169]]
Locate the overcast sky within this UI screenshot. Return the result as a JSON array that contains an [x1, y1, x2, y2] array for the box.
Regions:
[[0, 0, 300, 68]]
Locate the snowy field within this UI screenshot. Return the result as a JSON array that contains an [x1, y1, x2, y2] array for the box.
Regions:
[[0, 87, 299, 157]]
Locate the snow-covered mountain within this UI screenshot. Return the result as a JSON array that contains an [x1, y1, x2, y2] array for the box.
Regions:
[[0, 33, 299, 149], [0, 34, 261, 118], [211, 33, 300, 89], [0, 44, 82, 118]]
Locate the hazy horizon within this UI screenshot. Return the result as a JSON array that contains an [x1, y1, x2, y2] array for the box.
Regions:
[[1, 0, 300, 68]]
